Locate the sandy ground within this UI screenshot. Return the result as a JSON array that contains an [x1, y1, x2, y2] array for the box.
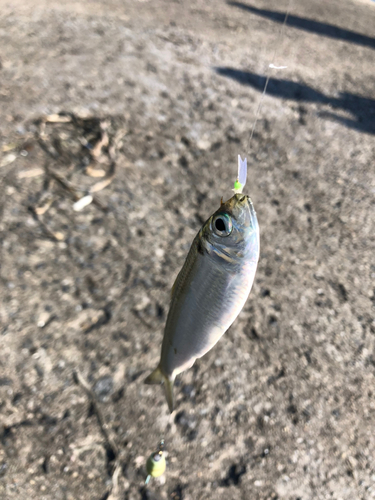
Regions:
[[0, 0, 375, 499]]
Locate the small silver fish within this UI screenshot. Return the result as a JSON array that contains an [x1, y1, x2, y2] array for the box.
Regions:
[[145, 193, 259, 412]]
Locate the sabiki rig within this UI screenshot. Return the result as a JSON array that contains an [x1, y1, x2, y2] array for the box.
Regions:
[[145, 440, 166, 485], [145, 155, 259, 412]]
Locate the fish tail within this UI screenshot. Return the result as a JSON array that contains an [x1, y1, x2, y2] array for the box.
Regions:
[[163, 376, 175, 413], [144, 365, 175, 413]]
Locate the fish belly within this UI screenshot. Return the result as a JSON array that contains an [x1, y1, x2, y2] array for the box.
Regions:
[[160, 250, 256, 378]]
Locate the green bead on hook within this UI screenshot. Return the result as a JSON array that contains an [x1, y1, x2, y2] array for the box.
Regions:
[[233, 179, 243, 192]]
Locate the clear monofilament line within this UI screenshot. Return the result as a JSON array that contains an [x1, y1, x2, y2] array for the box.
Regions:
[[247, 0, 293, 153]]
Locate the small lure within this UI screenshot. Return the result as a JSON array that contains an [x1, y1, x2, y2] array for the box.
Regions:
[[145, 440, 166, 485], [233, 155, 247, 194], [145, 157, 259, 412]]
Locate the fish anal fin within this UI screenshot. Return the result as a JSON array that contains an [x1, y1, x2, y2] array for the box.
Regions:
[[144, 366, 163, 385]]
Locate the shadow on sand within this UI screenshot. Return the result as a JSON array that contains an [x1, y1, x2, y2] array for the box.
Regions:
[[215, 67, 375, 135], [228, 2, 375, 50]]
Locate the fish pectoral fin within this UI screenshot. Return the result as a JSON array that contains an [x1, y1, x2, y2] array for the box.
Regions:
[[144, 366, 175, 413]]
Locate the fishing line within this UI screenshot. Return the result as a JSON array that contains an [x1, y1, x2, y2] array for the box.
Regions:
[[145, 2, 294, 487], [246, 0, 294, 155], [235, 0, 293, 193]]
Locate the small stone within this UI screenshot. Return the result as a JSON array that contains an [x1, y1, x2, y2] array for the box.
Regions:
[[0, 378, 12, 386], [1, 153, 16, 167], [37, 311, 50, 328], [0, 462, 8, 478], [197, 139, 210, 150], [155, 248, 165, 258], [93, 375, 113, 401]]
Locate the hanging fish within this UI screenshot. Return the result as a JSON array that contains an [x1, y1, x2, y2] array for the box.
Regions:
[[145, 157, 259, 412]]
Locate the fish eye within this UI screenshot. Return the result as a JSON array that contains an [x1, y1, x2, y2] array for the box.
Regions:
[[212, 214, 232, 237], [215, 218, 225, 232]]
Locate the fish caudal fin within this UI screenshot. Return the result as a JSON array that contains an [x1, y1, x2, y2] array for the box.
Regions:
[[163, 376, 175, 414], [144, 366, 175, 413]]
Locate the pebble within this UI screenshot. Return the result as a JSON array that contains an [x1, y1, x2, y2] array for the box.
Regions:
[[37, 311, 51, 328], [197, 139, 210, 150], [0, 153, 16, 167], [94, 375, 114, 400]]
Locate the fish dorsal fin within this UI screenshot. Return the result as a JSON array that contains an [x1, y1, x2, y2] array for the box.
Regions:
[[170, 273, 178, 299], [170, 263, 187, 300]]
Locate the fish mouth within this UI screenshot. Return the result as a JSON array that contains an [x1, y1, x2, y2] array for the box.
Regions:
[[246, 195, 255, 214], [246, 196, 258, 229], [231, 194, 258, 230], [226, 194, 258, 229]]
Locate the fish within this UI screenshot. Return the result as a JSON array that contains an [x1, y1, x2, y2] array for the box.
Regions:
[[145, 193, 260, 412]]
